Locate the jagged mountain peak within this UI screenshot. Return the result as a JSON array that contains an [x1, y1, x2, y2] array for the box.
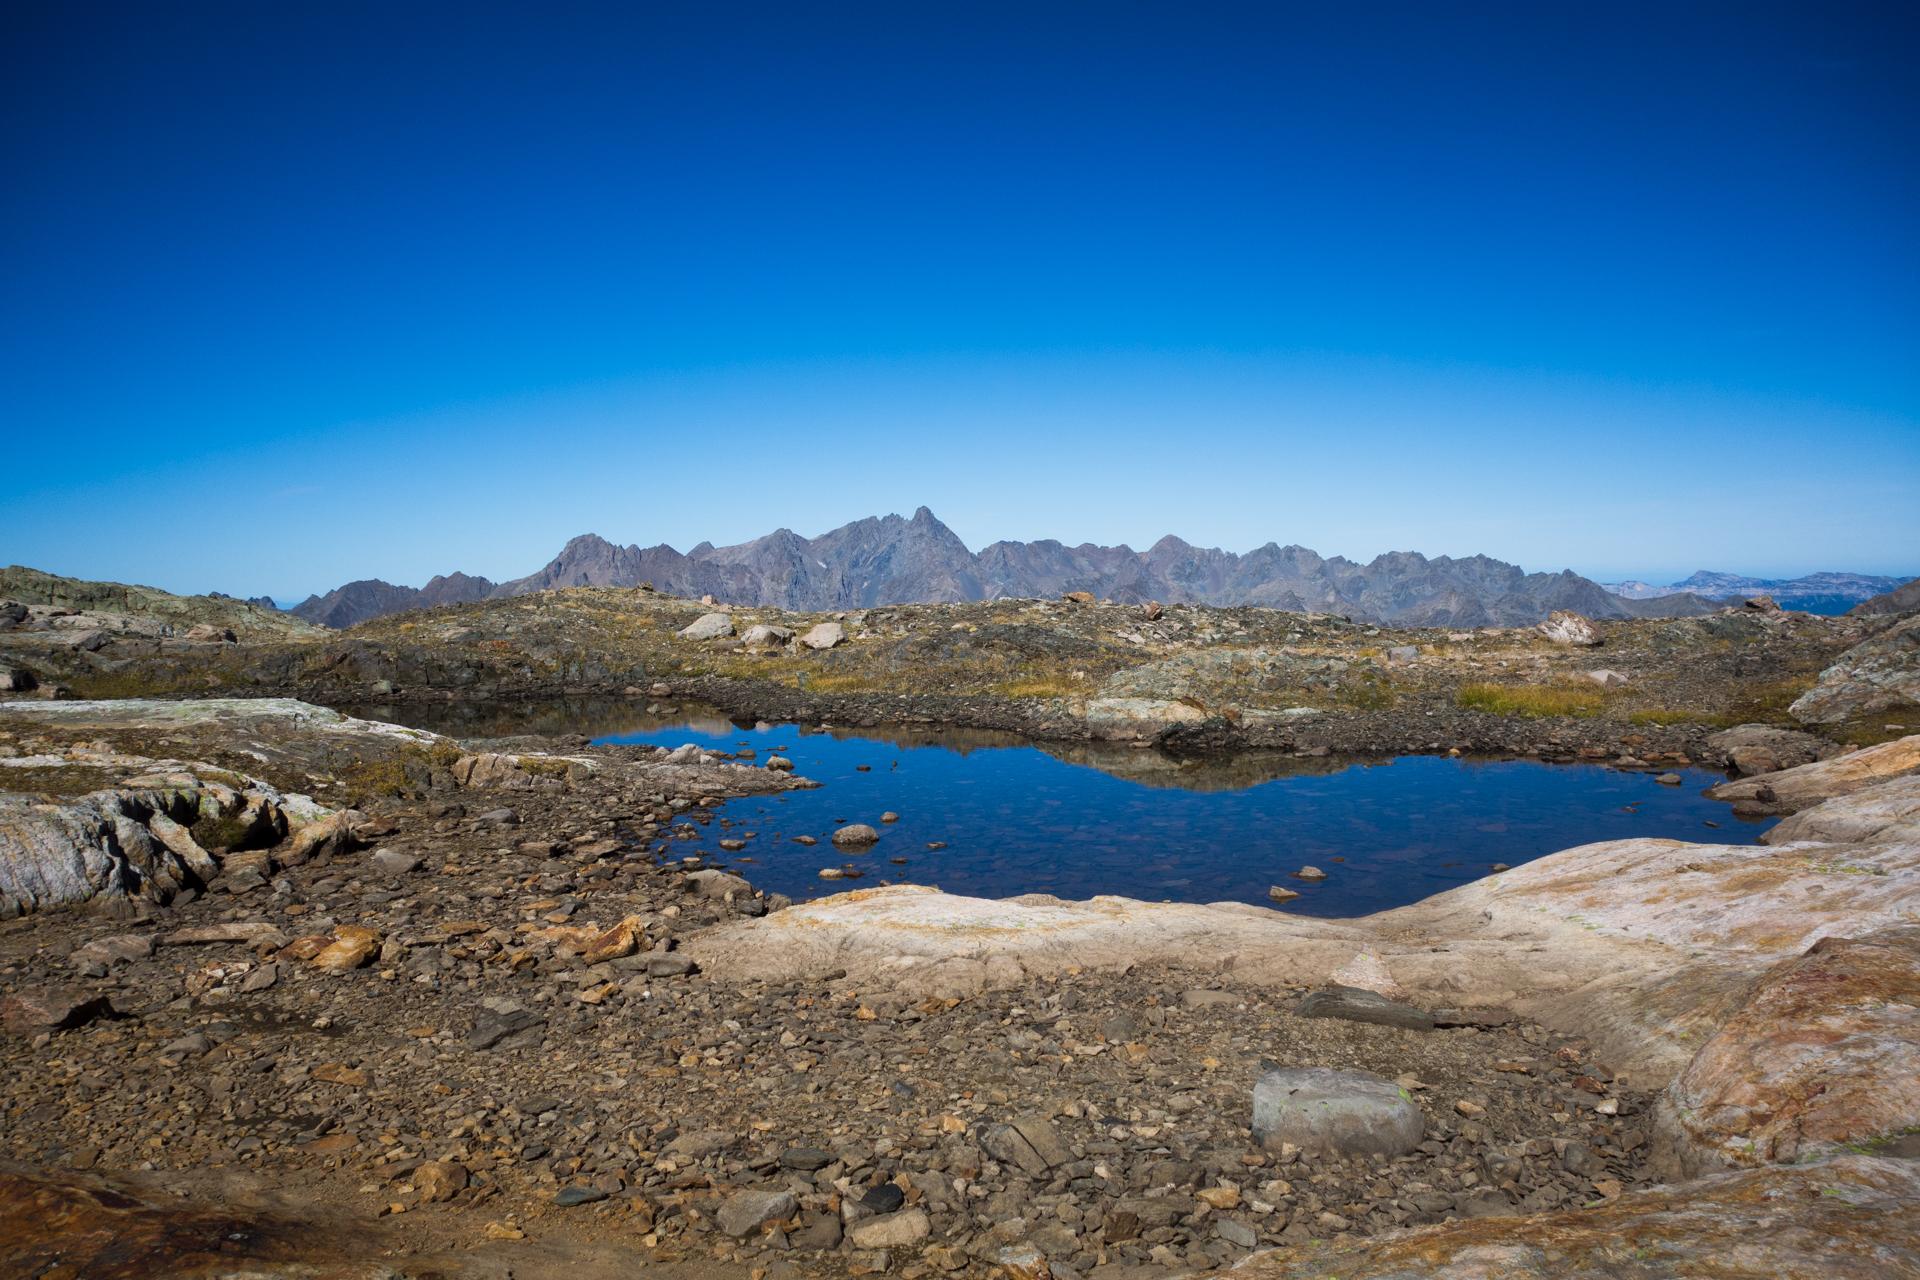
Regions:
[[296, 511, 1728, 628]]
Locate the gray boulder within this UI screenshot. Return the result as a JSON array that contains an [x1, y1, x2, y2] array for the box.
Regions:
[[716, 1188, 797, 1237], [739, 623, 793, 648], [982, 1116, 1072, 1176], [1707, 724, 1831, 776], [1536, 611, 1600, 646], [801, 621, 846, 650], [832, 823, 880, 847], [679, 612, 735, 640], [1251, 1066, 1425, 1157]]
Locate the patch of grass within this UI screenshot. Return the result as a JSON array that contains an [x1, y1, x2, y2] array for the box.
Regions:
[[991, 672, 1093, 699], [1718, 674, 1820, 724], [799, 670, 891, 693], [337, 756, 415, 803], [1318, 676, 1398, 711], [1457, 681, 1609, 718]]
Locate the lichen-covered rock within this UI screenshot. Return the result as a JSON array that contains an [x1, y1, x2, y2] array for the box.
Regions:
[[311, 925, 381, 972], [1791, 614, 1920, 724], [1653, 926, 1920, 1175]]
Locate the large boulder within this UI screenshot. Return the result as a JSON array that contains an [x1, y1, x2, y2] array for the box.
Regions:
[[1536, 611, 1600, 646], [1251, 1066, 1424, 1157], [679, 612, 735, 641], [1790, 614, 1920, 724], [738, 623, 793, 648], [799, 621, 846, 650], [1653, 926, 1920, 1176]]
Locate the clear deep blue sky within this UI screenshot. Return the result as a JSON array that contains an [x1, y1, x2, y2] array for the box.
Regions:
[[4, 2, 1916, 599]]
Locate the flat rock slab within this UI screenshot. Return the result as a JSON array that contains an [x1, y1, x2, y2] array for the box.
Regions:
[[1764, 775, 1920, 846], [1251, 1066, 1424, 1157], [981, 1116, 1071, 1176], [1297, 984, 1435, 1031]]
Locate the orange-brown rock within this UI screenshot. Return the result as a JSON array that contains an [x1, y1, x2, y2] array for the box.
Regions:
[[0, 1162, 392, 1280], [311, 925, 381, 972], [1654, 925, 1920, 1175], [1193, 1155, 1920, 1280]]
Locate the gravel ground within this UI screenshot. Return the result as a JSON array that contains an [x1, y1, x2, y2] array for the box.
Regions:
[[1, 754, 1657, 1278]]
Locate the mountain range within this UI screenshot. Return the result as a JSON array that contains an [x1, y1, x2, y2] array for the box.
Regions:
[[290, 507, 1725, 630], [1601, 570, 1911, 616]]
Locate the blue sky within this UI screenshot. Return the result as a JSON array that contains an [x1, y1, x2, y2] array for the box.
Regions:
[[4, 2, 1916, 599]]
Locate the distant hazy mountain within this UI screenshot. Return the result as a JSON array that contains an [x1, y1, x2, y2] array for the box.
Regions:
[[292, 508, 1722, 629], [1602, 570, 1910, 616], [291, 572, 495, 629]]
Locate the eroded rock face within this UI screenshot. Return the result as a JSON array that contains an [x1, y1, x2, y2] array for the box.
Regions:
[[1192, 1155, 1920, 1280], [1708, 735, 1920, 811], [0, 785, 301, 919], [1791, 613, 1920, 724], [1653, 926, 1920, 1176]]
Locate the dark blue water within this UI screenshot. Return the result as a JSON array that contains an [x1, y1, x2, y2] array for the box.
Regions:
[[580, 717, 1771, 917]]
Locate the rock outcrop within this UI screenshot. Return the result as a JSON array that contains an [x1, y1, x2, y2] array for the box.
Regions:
[[1708, 734, 1920, 810], [1763, 774, 1920, 845], [1790, 613, 1920, 724], [1651, 925, 1920, 1176]]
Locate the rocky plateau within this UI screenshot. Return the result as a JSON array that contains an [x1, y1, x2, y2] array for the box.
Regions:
[[1, 570, 1918, 1278]]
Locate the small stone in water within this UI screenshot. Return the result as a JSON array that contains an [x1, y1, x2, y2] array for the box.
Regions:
[[1294, 866, 1327, 881]]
